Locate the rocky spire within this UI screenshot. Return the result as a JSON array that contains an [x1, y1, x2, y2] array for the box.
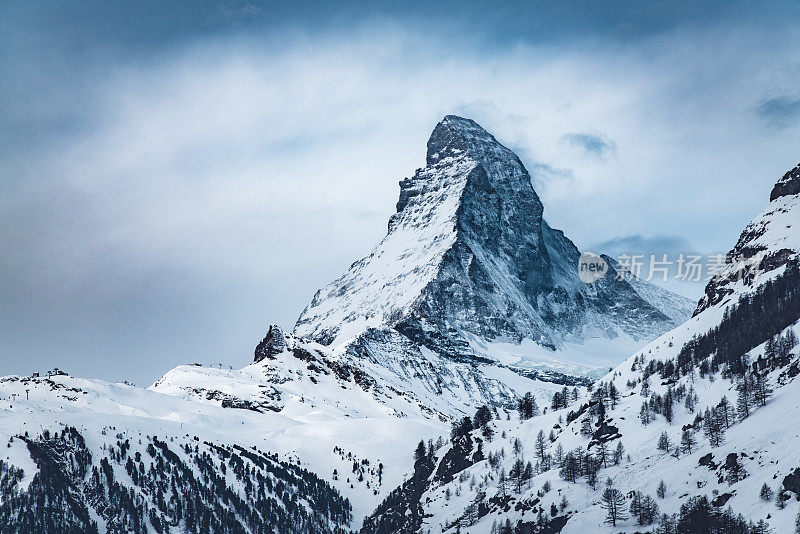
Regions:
[[254, 325, 287, 363], [426, 115, 502, 163]]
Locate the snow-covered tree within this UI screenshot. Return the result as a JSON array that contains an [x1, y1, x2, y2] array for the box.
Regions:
[[759, 483, 773, 502]]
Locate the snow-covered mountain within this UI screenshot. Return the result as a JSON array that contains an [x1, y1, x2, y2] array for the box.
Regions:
[[146, 117, 697, 468], [150, 117, 694, 442], [363, 161, 800, 533], [3, 119, 793, 534], [295, 116, 693, 376], [0, 373, 356, 533]]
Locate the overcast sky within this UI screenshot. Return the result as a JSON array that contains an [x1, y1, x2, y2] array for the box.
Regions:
[[3, 1, 800, 385]]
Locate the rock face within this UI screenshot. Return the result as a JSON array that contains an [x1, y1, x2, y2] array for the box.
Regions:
[[696, 162, 800, 314], [295, 116, 693, 367], [254, 325, 287, 363], [770, 162, 800, 201]]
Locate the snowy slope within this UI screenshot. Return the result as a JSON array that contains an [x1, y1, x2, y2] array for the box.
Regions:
[[0, 371, 445, 526], [152, 326, 568, 421], [377, 318, 800, 533], [293, 154, 477, 348]]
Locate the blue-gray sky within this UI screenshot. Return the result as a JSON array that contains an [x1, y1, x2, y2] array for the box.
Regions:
[[3, 1, 800, 385]]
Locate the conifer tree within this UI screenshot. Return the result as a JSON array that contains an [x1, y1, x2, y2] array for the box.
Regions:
[[684, 386, 698, 413], [629, 491, 659, 526], [718, 396, 733, 428], [657, 432, 671, 452], [753, 374, 773, 407], [595, 441, 610, 469], [608, 382, 620, 408], [680, 429, 696, 454], [703, 407, 724, 447], [497, 469, 507, 498], [640, 402, 653, 425], [535, 430, 548, 466], [580, 417, 593, 437], [759, 483, 773, 502], [736, 375, 754, 420], [613, 441, 625, 465], [663, 388, 674, 423], [554, 443, 564, 467], [601, 480, 628, 526], [656, 479, 667, 499]]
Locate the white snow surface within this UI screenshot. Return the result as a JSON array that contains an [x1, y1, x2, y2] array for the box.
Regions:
[[295, 154, 476, 348], [0, 371, 440, 524]]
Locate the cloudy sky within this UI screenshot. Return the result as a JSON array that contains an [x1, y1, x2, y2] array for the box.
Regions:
[[2, 1, 800, 384]]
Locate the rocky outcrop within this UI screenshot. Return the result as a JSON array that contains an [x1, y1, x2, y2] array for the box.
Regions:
[[783, 467, 800, 500], [254, 325, 287, 363], [696, 162, 800, 315], [770, 162, 800, 201]]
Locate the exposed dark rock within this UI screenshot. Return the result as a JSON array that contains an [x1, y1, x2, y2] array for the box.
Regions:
[[699, 453, 717, 469], [516, 515, 569, 534], [696, 160, 800, 315], [254, 325, 287, 363], [783, 467, 800, 500], [711, 492, 734, 507], [589, 420, 621, 445], [770, 162, 800, 201], [360, 453, 436, 534], [433, 434, 482, 485]]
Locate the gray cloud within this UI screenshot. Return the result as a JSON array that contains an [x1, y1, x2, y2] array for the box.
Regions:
[[562, 132, 616, 156], [756, 96, 800, 128], [590, 234, 697, 258]]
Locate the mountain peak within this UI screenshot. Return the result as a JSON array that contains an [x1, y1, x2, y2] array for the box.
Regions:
[[294, 116, 693, 366], [770, 162, 800, 201], [426, 115, 504, 165]]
